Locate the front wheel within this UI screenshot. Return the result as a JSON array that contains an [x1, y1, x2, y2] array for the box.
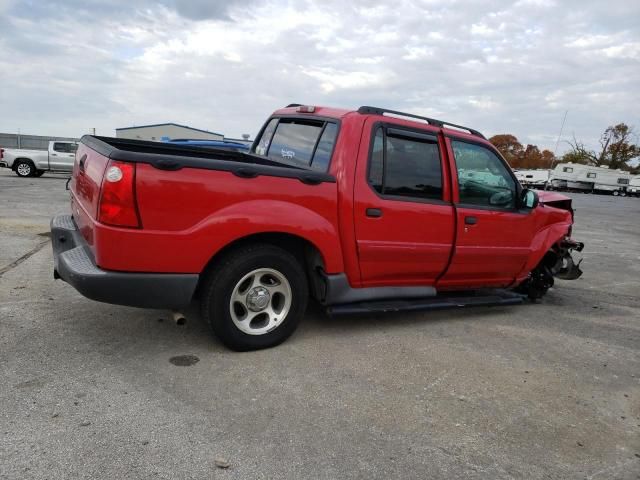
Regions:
[[200, 244, 308, 351]]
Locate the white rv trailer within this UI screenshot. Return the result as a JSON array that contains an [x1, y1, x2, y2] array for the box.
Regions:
[[549, 163, 633, 195], [628, 176, 640, 197], [514, 169, 550, 188]]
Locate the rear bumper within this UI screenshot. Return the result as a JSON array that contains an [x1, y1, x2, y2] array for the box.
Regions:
[[0, 161, 8, 168], [51, 214, 198, 309]]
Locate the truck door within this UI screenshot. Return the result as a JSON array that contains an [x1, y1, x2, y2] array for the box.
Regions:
[[353, 120, 455, 287], [49, 142, 77, 171], [438, 138, 536, 288]]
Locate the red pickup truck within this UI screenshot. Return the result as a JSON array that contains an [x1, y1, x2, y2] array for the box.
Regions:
[[51, 104, 583, 350]]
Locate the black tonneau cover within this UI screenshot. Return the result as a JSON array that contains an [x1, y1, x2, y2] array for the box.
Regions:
[[81, 135, 335, 185]]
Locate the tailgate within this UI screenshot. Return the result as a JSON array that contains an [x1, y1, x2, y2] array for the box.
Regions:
[[69, 142, 109, 248]]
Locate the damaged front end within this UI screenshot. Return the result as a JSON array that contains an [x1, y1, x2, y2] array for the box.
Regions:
[[517, 237, 584, 300], [553, 238, 584, 280]]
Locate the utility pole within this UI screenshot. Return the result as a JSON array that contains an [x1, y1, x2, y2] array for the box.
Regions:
[[545, 110, 568, 190]]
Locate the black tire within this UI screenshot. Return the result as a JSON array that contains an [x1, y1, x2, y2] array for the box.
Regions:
[[200, 244, 308, 351], [35, 170, 45, 177], [14, 160, 35, 177]]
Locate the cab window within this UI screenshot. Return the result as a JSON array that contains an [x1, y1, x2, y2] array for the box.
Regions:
[[452, 140, 516, 209], [367, 127, 443, 201], [53, 142, 78, 153], [252, 118, 337, 172]]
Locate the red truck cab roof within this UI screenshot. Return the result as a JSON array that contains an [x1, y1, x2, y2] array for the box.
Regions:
[[273, 105, 353, 119], [272, 104, 489, 145]]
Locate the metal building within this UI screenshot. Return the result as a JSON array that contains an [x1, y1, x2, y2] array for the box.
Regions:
[[115, 123, 224, 142]]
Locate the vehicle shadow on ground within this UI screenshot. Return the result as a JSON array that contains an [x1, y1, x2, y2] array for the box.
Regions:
[[47, 294, 519, 357], [7, 174, 70, 181]]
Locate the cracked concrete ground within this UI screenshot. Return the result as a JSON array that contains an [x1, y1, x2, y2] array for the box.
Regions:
[[0, 168, 638, 479]]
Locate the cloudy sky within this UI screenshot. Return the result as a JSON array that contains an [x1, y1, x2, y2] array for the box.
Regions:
[[0, 0, 638, 153]]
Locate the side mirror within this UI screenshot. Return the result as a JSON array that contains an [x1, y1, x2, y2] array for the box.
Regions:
[[520, 189, 539, 209]]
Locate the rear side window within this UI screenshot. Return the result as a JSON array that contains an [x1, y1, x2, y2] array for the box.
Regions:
[[367, 127, 443, 201], [369, 129, 384, 191], [310, 123, 338, 172], [53, 142, 77, 153], [618, 178, 629, 185], [254, 119, 278, 156], [253, 118, 338, 171], [563, 167, 573, 173]]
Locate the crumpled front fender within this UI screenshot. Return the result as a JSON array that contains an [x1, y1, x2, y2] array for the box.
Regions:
[[551, 238, 584, 280]]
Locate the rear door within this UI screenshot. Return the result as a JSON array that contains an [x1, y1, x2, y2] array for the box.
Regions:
[[49, 142, 77, 171], [353, 119, 455, 287], [438, 138, 536, 288]]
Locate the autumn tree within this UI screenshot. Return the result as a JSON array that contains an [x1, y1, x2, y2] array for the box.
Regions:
[[540, 149, 555, 167], [489, 135, 556, 169], [562, 123, 640, 170], [489, 134, 523, 166]]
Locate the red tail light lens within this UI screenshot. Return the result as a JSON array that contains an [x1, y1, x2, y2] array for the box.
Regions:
[[98, 160, 141, 228], [0, 148, 4, 159]]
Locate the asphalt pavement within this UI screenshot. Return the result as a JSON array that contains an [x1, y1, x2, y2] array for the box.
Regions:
[[1, 168, 638, 479]]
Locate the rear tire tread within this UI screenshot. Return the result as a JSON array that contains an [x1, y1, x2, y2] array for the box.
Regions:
[[200, 243, 308, 351]]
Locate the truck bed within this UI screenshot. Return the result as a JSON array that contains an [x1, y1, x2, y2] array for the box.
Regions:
[[69, 135, 342, 275], [83, 136, 334, 184]]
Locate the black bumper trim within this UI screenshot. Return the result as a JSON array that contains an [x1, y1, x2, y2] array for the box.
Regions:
[[51, 214, 198, 309]]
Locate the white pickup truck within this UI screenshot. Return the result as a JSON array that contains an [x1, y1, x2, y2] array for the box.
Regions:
[[0, 141, 78, 177]]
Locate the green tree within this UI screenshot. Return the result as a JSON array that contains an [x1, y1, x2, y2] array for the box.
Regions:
[[563, 123, 639, 170], [603, 124, 640, 169]]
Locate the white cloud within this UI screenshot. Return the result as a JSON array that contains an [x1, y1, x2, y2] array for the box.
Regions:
[[601, 42, 640, 59], [471, 23, 495, 36], [0, 0, 639, 154], [303, 68, 392, 93]]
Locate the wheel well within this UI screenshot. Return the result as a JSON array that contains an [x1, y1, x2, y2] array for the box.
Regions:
[[12, 158, 34, 170], [196, 232, 327, 301]]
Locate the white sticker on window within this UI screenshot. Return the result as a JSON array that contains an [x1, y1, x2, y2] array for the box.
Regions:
[[281, 149, 295, 160]]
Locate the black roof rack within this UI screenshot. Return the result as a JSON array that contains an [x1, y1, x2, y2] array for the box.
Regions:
[[285, 103, 303, 108], [357, 106, 485, 139]]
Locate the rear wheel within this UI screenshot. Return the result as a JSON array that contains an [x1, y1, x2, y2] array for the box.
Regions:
[[200, 244, 308, 351], [15, 160, 34, 177]]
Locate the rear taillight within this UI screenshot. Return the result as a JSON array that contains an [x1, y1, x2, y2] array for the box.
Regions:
[[98, 160, 141, 228], [0, 148, 4, 159]]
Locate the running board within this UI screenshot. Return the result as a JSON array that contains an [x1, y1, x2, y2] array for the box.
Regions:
[[326, 289, 525, 315]]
